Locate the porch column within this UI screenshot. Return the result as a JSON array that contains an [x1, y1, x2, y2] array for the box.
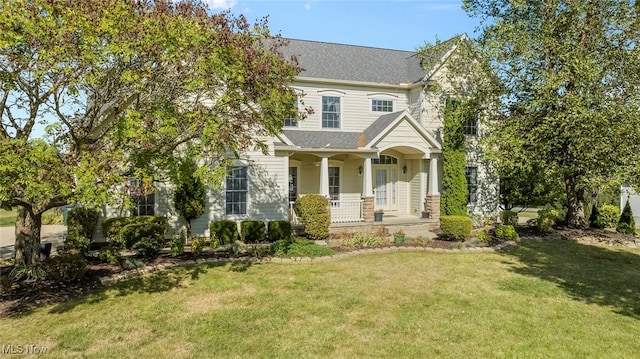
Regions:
[[319, 156, 329, 197], [428, 157, 439, 195], [362, 157, 373, 197], [425, 157, 440, 224]]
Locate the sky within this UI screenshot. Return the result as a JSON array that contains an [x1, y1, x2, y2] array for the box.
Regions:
[[209, 0, 484, 51]]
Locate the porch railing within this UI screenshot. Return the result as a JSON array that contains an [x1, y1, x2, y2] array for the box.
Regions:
[[289, 200, 364, 224]]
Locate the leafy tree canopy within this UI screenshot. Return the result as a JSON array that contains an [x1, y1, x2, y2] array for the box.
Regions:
[[464, 0, 640, 227], [0, 0, 306, 265]]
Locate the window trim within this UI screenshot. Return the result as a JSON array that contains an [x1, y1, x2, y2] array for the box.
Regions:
[[129, 179, 156, 216], [465, 166, 478, 204], [464, 112, 479, 137], [371, 99, 394, 113], [328, 166, 341, 203], [225, 166, 248, 216], [321, 95, 342, 129]]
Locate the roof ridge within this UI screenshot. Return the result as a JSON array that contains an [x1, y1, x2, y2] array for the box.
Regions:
[[284, 38, 417, 55]]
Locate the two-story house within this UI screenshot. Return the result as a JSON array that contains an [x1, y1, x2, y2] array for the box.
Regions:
[[100, 35, 499, 240]]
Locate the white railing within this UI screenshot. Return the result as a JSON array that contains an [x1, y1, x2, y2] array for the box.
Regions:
[[289, 200, 364, 224], [330, 200, 364, 223]]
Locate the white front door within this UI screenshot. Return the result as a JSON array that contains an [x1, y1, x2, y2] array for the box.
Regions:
[[374, 167, 397, 211]]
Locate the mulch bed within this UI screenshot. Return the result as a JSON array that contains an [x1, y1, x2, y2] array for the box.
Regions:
[[1, 227, 637, 317]]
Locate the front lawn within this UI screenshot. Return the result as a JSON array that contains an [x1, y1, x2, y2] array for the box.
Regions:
[[0, 209, 16, 227], [2, 240, 640, 358]]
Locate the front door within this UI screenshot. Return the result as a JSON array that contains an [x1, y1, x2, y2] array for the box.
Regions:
[[374, 167, 397, 211]]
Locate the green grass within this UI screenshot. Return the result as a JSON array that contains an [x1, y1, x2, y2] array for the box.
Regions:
[[0, 209, 17, 227], [3, 240, 640, 358]]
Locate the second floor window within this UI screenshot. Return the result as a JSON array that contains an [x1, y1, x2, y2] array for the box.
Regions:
[[371, 99, 393, 112], [129, 179, 155, 216], [322, 96, 340, 128], [283, 97, 298, 127], [464, 113, 479, 136]]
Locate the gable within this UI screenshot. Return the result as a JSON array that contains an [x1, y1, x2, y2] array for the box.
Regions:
[[365, 111, 441, 154]]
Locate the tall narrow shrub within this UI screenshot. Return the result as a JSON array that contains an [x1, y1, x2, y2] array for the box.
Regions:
[[441, 98, 468, 216], [617, 200, 636, 235], [173, 159, 206, 241]]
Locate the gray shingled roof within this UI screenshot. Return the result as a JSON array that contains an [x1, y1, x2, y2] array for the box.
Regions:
[[362, 111, 403, 144], [283, 130, 362, 149], [280, 39, 427, 85]]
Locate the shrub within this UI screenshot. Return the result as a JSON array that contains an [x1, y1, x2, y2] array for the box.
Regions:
[[494, 224, 519, 241], [293, 195, 330, 241], [241, 220, 266, 243], [440, 215, 472, 241], [98, 246, 122, 265], [271, 238, 334, 258], [41, 253, 87, 282], [131, 235, 164, 258], [173, 159, 206, 241], [617, 200, 636, 235], [9, 265, 47, 281], [102, 216, 169, 248], [66, 207, 100, 255], [589, 203, 604, 229], [170, 230, 186, 257], [440, 98, 469, 216], [537, 204, 562, 232], [344, 232, 387, 248], [190, 236, 205, 255], [209, 220, 238, 245], [500, 210, 518, 226], [476, 230, 491, 243], [267, 220, 292, 242], [599, 204, 620, 229]]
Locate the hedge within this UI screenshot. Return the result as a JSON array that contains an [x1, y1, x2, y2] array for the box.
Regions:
[[440, 215, 472, 241], [101, 216, 169, 257], [293, 194, 330, 241], [267, 220, 292, 242], [210, 220, 239, 245], [241, 220, 266, 243]]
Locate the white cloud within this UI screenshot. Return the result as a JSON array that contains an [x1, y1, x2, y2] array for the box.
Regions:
[[208, 0, 237, 10]]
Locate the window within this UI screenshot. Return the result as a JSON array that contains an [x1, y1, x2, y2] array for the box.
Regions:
[[466, 166, 478, 203], [322, 96, 340, 128], [129, 179, 155, 216], [373, 155, 398, 165], [226, 166, 248, 215], [288, 167, 298, 203], [283, 97, 298, 127], [371, 99, 393, 112], [329, 167, 340, 201], [464, 112, 479, 136]]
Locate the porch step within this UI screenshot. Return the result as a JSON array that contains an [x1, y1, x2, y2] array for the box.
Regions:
[[385, 223, 437, 240]]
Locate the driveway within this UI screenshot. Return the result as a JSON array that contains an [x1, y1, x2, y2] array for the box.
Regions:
[[0, 225, 67, 260]]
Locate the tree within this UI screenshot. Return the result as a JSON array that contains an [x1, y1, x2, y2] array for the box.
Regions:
[[465, 0, 640, 228], [617, 200, 636, 235], [440, 98, 468, 216], [0, 0, 306, 267], [173, 158, 206, 242]]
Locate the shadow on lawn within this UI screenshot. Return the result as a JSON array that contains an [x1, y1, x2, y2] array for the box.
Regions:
[[2, 259, 256, 317], [501, 239, 640, 319]]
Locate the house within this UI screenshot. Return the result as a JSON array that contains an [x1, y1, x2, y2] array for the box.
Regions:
[[620, 184, 640, 226], [97, 35, 499, 240]]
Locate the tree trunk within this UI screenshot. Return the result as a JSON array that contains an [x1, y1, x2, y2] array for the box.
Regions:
[[14, 206, 43, 267], [185, 220, 192, 243], [565, 176, 586, 228]]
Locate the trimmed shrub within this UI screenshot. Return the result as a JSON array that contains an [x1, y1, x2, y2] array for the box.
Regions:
[[495, 224, 519, 241], [102, 216, 169, 248], [617, 200, 636, 235], [209, 220, 238, 245], [293, 194, 330, 241], [267, 220, 292, 242], [270, 238, 334, 258], [98, 246, 122, 265], [173, 159, 206, 241], [440, 215, 472, 241], [598, 204, 620, 229], [241, 220, 266, 243], [500, 210, 518, 226], [41, 253, 87, 282], [440, 98, 469, 216], [537, 204, 562, 232]]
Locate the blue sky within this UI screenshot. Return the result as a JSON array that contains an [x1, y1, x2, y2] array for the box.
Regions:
[[211, 0, 482, 51]]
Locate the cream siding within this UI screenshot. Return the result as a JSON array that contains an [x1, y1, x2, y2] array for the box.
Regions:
[[375, 120, 431, 152]]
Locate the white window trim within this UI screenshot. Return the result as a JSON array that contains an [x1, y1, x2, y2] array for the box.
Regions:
[[225, 166, 249, 218], [318, 90, 345, 130], [367, 93, 398, 114]]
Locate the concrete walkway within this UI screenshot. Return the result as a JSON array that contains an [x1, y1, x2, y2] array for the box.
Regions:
[[0, 225, 67, 260]]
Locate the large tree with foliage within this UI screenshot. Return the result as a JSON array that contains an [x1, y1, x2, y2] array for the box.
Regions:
[[0, 0, 306, 267], [464, 0, 640, 228]]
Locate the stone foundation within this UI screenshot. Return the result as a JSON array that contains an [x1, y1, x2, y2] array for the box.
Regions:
[[425, 194, 441, 227], [362, 196, 374, 224]]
